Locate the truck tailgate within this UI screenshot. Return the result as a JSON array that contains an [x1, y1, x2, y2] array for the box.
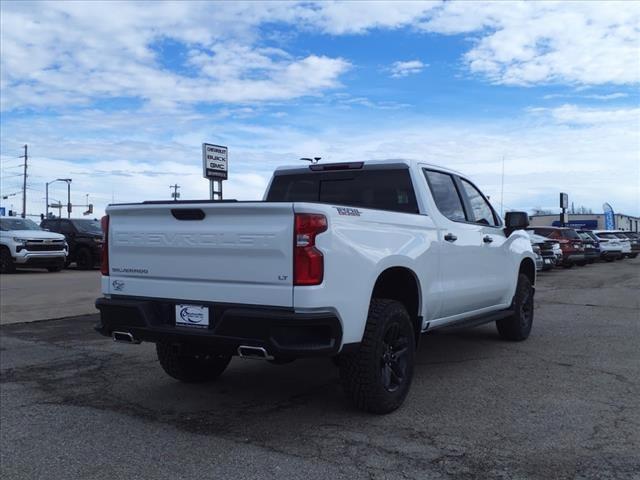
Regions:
[[105, 202, 294, 307]]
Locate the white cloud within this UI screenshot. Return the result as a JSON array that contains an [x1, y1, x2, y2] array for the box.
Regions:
[[1, 1, 638, 112], [389, 60, 427, 78], [528, 104, 640, 125], [584, 93, 630, 101], [295, 1, 439, 35], [0, 2, 350, 110], [420, 1, 640, 86], [2, 103, 638, 218]]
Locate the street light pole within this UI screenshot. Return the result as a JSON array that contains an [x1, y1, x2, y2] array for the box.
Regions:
[[67, 181, 71, 218], [46, 178, 72, 219]]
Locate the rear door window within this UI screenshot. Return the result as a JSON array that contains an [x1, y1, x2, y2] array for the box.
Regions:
[[423, 170, 466, 222]]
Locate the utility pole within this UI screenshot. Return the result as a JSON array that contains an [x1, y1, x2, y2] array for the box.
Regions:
[[19, 145, 28, 218], [170, 184, 180, 200]]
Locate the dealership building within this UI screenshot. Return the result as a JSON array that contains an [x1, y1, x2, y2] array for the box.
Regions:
[[529, 213, 640, 232]]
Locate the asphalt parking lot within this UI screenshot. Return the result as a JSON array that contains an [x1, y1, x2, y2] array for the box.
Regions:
[[1, 259, 639, 480], [0, 268, 100, 324]]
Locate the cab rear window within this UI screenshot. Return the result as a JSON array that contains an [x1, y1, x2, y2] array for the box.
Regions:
[[266, 169, 419, 214]]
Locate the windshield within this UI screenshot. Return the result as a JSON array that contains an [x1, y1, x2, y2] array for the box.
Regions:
[[71, 219, 102, 234], [0, 218, 42, 231]]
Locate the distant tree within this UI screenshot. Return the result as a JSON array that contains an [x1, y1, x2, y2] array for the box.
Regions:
[[531, 208, 554, 215], [576, 205, 593, 214]]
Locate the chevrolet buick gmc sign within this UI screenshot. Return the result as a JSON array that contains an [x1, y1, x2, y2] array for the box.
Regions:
[[202, 143, 228, 180]]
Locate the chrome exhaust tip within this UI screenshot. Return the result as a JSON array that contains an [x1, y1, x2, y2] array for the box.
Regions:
[[237, 345, 273, 360], [112, 331, 140, 344]]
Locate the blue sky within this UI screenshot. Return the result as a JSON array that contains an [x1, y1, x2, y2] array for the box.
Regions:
[[1, 1, 638, 218]]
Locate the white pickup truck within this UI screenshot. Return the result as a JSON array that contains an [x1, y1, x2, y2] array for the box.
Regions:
[[96, 160, 536, 413], [0, 217, 67, 273]]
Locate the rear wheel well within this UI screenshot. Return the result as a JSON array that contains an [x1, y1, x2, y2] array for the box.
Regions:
[[372, 267, 421, 341], [519, 258, 535, 286]]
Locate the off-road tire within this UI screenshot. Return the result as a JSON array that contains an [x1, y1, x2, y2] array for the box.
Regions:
[[156, 343, 231, 383], [496, 274, 534, 341], [0, 248, 15, 274], [339, 299, 415, 414], [76, 248, 94, 270]]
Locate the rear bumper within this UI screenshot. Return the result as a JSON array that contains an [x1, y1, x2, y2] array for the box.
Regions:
[[563, 253, 585, 264], [95, 296, 343, 358]]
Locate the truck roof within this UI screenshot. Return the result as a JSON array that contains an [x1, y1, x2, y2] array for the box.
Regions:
[[274, 159, 465, 177]]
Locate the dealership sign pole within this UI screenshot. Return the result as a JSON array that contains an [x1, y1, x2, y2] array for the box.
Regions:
[[202, 143, 228, 200], [559, 192, 569, 227]]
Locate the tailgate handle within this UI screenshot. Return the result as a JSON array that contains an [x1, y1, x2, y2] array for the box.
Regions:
[[171, 209, 205, 221]]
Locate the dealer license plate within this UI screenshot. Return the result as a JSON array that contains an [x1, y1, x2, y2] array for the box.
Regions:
[[175, 304, 210, 329]]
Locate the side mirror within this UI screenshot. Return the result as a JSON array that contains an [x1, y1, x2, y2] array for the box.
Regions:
[[504, 211, 529, 236]]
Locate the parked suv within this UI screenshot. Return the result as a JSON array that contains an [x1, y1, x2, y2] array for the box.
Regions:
[[592, 231, 624, 261], [0, 217, 67, 273], [577, 231, 600, 264], [41, 218, 103, 269], [618, 232, 639, 258], [527, 232, 556, 270], [526, 227, 585, 267]]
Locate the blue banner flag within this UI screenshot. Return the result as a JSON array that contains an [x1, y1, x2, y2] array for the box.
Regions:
[[602, 203, 615, 230]]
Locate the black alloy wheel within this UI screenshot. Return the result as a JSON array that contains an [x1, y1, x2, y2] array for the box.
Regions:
[[380, 321, 411, 393]]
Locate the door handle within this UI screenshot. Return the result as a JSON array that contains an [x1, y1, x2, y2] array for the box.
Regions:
[[483, 235, 494, 243], [444, 233, 457, 242]]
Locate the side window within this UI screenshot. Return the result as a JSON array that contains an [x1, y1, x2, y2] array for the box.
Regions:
[[423, 170, 466, 222], [459, 179, 498, 226]]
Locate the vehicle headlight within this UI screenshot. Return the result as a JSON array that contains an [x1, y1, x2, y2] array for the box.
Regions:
[[13, 237, 28, 244]]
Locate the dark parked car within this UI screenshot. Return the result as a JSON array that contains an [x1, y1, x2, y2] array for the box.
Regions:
[[577, 231, 601, 263], [41, 218, 103, 269], [527, 232, 557, 270], [526, 226, 585, 268]]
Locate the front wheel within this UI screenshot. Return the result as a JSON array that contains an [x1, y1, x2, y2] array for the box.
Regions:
[[496, 274, 534, 341], [156, 343, 231, 383], [339, 299, 415, 414], [0, 248, 15, 274], [76, 248, 94, 270]]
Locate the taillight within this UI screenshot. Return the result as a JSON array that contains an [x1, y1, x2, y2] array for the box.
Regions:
[[101, 215, 109, 276], [294, 213, 327, 286]]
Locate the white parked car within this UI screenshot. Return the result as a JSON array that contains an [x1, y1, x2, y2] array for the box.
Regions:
[[95, 160, 536, 413], [592, 230, 625, 261], [0, 217, 67, 273]]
